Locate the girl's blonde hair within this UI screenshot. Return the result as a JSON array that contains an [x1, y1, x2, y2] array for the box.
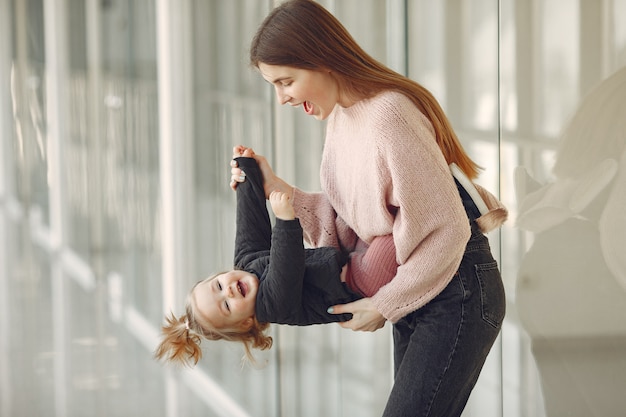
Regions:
[[250, 0, 481, 179], [153, 274, 273, 367]]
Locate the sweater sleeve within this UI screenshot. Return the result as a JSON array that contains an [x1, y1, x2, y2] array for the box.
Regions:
[[368, 101, 471, 323], [292, 189, 359, 254]]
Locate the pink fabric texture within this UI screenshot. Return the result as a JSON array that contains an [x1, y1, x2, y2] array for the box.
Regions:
[[345, 235, 398, 297], [292, 91, 506, 322]]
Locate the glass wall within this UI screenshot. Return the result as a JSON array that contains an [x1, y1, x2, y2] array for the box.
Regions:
[[500, 1, 626, 417], [1, 0, 625, 416]]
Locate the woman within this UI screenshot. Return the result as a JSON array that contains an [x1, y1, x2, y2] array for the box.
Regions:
[[231, 1, 508, 416]]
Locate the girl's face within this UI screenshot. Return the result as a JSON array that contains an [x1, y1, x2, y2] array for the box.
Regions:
[[258, 63, 348, 120], [192, 270, 259, 331]]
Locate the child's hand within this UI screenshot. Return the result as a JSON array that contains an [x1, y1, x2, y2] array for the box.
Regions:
[[229, 146, 255, 190], [269, 190, 295, 220]]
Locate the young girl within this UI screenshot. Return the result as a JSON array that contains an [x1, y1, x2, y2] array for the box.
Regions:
[[230, 1, 508, 415], [154, 155, 397, 367]]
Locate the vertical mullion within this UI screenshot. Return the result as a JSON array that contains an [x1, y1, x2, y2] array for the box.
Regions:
[[156, 1, 198, 416], [386, 0, 408, 75], [0, 0, 12, 201], [444, 0, 463, 121], [156, 0, 195, 335], [579, 0, 603, 94], [496, 2, 505, 417], [0, 0, 11, 403], [514, 0, 537, 139], [85, 0, 103, 267], [44, 1, 70, 417], [45, 0, 68, 247], [156, 1, 182, 416]]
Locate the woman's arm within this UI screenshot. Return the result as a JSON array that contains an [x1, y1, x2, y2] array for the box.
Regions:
[[230, 146, 359, 253], [329, 94, 471, 327], [328, 298, 386, 331], [292, 189, 359, 253]]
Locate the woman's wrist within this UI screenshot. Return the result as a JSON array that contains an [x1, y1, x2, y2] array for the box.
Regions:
[[264, 177, 294, 200]]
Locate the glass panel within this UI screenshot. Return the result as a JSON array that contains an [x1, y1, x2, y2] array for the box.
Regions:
[[4, 0, 165, 416], [10, 0, 50, 224], [408, 1, 503, 415], [614, 0, 626, 68], [502, 0, 626, 416], [539, 0, 580, 137], [96, 0, 162, 325], [1, 223, 55, 416], [190, 1, 278, 416], [269, 2, 394, 416]]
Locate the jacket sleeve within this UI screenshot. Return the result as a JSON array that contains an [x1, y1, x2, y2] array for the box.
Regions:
[[234, 157, 272, 269], [258, 218, 306, 321]]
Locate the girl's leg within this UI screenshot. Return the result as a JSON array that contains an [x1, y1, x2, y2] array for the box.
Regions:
[[234, 158, 273, 266], [345, 235, 397, 297]]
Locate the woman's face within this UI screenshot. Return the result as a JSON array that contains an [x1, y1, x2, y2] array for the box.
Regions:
[[258, 63, 346, 120], [192, 270, 259, 331]]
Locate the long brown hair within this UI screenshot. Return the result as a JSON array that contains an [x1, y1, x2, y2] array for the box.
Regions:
[[250, 0, 481, 179], [153, 274, 273, 367]]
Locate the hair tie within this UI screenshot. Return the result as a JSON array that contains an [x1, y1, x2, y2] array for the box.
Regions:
[[184, 319, 190, 330]]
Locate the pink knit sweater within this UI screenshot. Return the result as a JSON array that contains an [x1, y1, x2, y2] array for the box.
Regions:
[[292, 91, 505, 323]]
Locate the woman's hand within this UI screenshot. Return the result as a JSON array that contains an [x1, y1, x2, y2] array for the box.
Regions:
[[230, 145, 293, 199], [328, 298, 387, 332], [229, 146, 254, 190]]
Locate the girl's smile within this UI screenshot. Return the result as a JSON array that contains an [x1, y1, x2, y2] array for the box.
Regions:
[[192, 270, 259, 330]]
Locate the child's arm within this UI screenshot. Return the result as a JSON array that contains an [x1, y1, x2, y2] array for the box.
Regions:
[[257, 216, 306, 323], [269, 190, 295, 220], [253, 190, 306, 322]]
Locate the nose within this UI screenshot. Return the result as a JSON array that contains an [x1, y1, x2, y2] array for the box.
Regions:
[[226, 286, 234, 298], [276, 89, 291, 105], [279, 94, 291, 105]]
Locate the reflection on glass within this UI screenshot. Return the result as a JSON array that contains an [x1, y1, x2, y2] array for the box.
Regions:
[[515, 66, 626, 416]]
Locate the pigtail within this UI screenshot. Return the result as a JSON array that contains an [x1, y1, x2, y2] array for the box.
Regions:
[[241, 319, 273, 361], [155, 275, 274, 368], [209, 318, 273, 367], [153, 312, 203, 367]]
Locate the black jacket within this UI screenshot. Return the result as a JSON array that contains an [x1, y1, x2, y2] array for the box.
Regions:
[[233, 157, 362, 325]]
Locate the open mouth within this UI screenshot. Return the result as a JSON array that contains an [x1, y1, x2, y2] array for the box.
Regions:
[[237, 281, 247, 297]]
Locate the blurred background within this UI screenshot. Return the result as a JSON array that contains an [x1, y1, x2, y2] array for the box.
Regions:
[[1, 0, 625, 416]]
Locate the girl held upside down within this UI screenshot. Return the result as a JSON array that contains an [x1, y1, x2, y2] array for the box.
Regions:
[[154, 154, 397, 366]]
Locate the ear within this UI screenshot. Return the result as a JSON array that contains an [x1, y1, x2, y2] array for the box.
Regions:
[[240, 317, 255, 331]]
